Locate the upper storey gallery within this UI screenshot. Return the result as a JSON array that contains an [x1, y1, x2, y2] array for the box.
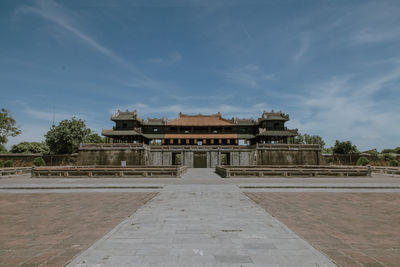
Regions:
[[102, 110, 298, 145]]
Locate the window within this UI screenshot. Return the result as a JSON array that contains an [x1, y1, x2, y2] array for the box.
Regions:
[[184, 130, 190, 134], [212, 130, 218, 133], [153, 128, 158, 132], [122, 123, 127, 128], [239, 139, 246, 146], [197, 141, 203, 146]]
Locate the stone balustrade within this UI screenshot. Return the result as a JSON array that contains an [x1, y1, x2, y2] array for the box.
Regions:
[[32, 165, 187, 178], [0, 167, 32, 177], [216, 165, 369, 178]]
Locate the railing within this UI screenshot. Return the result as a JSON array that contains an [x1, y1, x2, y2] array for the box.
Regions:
[[255, 144, 320, 150], [32, 165, 187, 178], [216, 165, 369, 178]]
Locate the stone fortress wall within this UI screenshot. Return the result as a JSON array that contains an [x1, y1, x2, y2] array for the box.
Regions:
[[78, 143, 321, 167]]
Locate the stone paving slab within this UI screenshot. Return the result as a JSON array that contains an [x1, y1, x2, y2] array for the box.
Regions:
[[68, 185, 335, 266], [0, 192, 156, 266], [245, 192, 400, 267]]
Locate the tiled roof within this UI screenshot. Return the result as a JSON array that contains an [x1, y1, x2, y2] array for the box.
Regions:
[[111, 110, 139, 121], [166, 113, 235, 126], [102, 129, 141, 136], [165, 134, 237, 139], [257, 130, 298, 137], [237, 134, 256, 139], [142, 133, 166, 139], [259, 111, 289, 121]]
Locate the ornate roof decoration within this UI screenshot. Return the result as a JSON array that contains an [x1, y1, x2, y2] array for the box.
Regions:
[[258, 110, 290, 122], [111, 109, 141, 121]]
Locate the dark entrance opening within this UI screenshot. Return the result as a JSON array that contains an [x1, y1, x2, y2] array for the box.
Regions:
[[194, 152, 207, 168], [172, 153, 181, 165], [221, 152, 230, 165]]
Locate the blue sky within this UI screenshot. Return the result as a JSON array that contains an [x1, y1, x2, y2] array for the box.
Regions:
[[1, 0, 399, 151]]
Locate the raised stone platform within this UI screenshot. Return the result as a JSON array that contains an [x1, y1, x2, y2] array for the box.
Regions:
[[32, 166, 187, 178], [0, 167, 32, 177], [216, 165, 370, 178]]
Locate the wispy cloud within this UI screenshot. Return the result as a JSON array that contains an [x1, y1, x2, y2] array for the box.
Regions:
[[223, 64, 274, 88], [148, 52, 182, 65], [291, 65, 400, 150], [293, 34, 310, 62], [16, 0, 171, 92], [24, 107, 84, 123]]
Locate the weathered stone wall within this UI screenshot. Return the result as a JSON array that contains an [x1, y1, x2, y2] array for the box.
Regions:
[[78, 149, 145, 165], [78, 144, 322, 167], [256, 144, 321, 165]]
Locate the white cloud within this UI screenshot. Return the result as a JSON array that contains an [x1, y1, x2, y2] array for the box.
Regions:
[[291, 68, 400, 151], [223, 64, 274, 88], [293, 34, 310, 62]]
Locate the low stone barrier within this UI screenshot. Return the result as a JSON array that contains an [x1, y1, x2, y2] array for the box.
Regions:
[[216, 165, 369, 178], [0, 167, 32, 177], [32, 166, 187, 178], [371, 166, 400, 176]]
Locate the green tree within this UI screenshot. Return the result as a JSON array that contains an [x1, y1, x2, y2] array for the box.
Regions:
[[10, 142, 50, 154], [304, 134, 325, 148], [363, 148, 378, 156], [33, 157, 46, 166], [83, 133, 105, 143], [0, 108, 21, 144], [0, 144, 7, 153], [333, 140, 358, 154], [45, 117, 91, 154], [356, 157, 369, 166], [293, 134, 305, 144]]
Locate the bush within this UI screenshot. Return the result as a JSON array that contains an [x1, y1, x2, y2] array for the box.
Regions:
[[0, 160, 4, 168], [356, 157, 369, 166], [0, 144, 7, 153], [389, 159, 399, 167], [333, 140, 358, 154], [33, 157, 46, 166], [4, 160, 13, 167], [383, 153, 396, 161], [10, 142, 50, 154]]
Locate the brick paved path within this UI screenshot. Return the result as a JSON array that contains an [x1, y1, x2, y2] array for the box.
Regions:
[[69, 185, 334, 266], [246, 192, 400, 267], [0, 193, 156, 266]]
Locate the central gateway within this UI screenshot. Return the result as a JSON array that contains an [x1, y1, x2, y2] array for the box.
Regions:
[[194, 152, 207, 168]]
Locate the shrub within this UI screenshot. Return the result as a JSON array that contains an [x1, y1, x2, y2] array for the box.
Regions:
[[10, 142, 50, 154], [389, 159, 399, 167], [0, 144, 7, 153], [33, 157, 46, 166], [383, 153, 396, 161], [4, 160, 13, 167], [333, 140, 358, 154], [0, 160, 4, 168], [356, 157, 369, 166]]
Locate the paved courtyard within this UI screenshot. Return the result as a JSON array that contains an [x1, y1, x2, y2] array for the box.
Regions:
[[245, 192, 400, 267], [1, 168, 400, 266], [0, 192, 156, 266]]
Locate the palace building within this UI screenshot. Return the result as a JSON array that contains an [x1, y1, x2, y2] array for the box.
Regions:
[[79, 110, 320, 168], [102, 110, 299, 146]]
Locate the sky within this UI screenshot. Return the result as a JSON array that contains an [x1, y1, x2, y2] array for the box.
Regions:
[[1, 0, 399, 151]]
